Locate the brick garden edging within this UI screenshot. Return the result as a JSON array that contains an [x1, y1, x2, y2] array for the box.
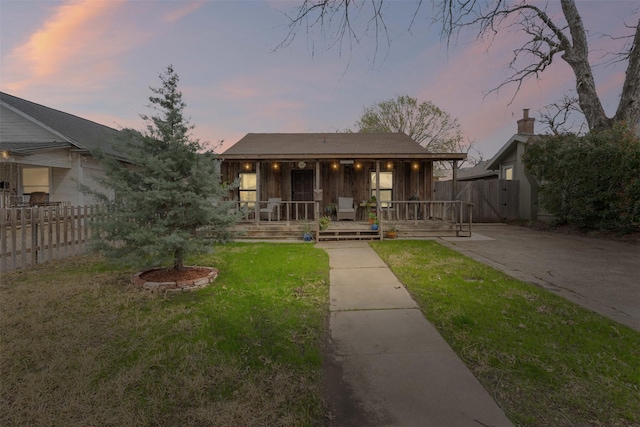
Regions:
[[131, 266, 218, 292]]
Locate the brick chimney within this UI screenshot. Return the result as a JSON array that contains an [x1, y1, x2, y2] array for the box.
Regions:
[[517, 109, 535, 134]]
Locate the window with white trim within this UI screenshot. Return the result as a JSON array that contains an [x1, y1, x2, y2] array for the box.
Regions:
[[22, 167, 50, 194], [370, 171, 393, 207], [239, 173, 256, 208], [502, 166, 514, 181]]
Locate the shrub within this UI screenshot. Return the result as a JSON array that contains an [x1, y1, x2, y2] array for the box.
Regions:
[[523, 124, 640, 233]]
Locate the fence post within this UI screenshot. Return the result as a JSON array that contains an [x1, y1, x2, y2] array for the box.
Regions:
[[1, 208, 6, 272], [47, 206, 54, 262]]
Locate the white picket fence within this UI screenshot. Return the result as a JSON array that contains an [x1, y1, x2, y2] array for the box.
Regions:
[[0, 205, 100, 272]]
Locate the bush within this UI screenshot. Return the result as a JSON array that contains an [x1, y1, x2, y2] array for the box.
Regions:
[[523, 124, 640, 233]]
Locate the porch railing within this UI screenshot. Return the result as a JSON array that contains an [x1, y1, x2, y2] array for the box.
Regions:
[[376, 200, 473, 237], [234, 200, 316, 224], [234, 199, 472, 236]]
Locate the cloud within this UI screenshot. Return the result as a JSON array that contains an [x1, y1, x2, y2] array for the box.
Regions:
[[163, 1, 206, 23], [3, 0, 141, 95]]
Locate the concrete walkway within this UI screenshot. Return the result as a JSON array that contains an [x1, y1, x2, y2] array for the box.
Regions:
[[318, 241, 513, 427]]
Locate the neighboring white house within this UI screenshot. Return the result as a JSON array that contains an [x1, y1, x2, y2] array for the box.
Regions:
[[0, 92, 123, 208]]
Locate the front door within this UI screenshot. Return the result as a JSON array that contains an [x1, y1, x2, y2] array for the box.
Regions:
[[291, 170, 314, 219]]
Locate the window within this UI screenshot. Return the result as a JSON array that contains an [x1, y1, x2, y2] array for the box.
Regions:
[[22, 167, 50, 194], [370, 171, 393, 207], [239, 173, 256, 208], [502, 166, 514, 181]]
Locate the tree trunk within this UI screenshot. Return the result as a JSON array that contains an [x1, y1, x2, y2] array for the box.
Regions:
[[173, 247, 184, 271], [560, 0, 612, 131], [614, 18, 640, 129]]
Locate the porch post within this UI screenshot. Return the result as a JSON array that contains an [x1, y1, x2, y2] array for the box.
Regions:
[[315, 161, 321, 236], [255, 161, 261, 223], [375, 160, 381, 223], [451, 160, 458, 201], [375, 161, 381, 203]]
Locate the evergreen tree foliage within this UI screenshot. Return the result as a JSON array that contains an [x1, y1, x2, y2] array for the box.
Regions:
[[523, 125, 640, 233], [84, 65, 238, 270]]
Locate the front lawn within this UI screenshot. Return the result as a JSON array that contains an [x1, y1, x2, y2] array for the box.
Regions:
[[3, 239, 638, 426], [371, 240, 640, 427], [0, 243, 329, 426]]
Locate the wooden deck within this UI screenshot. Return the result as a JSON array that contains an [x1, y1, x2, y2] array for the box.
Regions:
[[231, 219, 465, 241]]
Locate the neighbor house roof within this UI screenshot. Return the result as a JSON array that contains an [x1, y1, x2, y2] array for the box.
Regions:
[[222, 133, 467, 161], [457, 161, 499, 181], [0, 91, 123, 159], [484, 134, 534, 171]]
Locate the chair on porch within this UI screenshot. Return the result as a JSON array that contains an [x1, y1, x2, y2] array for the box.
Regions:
[[336, 197, 356, 221], [260, 198, 282, 221], [28, 192, 48, 206]]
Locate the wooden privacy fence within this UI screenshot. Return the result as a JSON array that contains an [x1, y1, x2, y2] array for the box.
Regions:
[[0, 205, 100, 272], [433, 179, 519, 223]]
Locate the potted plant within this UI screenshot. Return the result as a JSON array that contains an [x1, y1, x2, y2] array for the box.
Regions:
[[319, 215, 331, 230], [386, 224, 397, 239], [368, 211, 377, 225], [325, 203, 337, 217], [371, 220, 379, 231], [302, 221, 314, 241]]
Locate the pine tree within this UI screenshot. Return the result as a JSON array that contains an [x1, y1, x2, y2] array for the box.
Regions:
[[85, 65, 238, 271]]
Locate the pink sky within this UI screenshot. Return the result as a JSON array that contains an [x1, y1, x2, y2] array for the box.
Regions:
[[0, 0, 635, 160]]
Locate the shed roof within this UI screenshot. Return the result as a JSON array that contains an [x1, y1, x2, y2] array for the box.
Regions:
[[457, 161, 499, 181], [0, 91, 123, 159], [222, 133, 467, 161]]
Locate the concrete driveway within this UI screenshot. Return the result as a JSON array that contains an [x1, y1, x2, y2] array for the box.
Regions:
[[439, 224, 640, 332]]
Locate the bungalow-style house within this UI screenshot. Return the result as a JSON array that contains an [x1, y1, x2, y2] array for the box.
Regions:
[[220, 133, 471, 239], [456, 109, 546, 221], [0, 92, 122, 208]]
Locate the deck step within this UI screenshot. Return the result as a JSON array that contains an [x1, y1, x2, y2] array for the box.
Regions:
[[318, 229, 380, 241]]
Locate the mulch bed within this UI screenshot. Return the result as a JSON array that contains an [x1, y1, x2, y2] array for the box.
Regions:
[[140, 267, 213, 282], [132, 266, 218, 292]]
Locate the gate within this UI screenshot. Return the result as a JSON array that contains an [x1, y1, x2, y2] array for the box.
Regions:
[[433, 180, 519, 223]]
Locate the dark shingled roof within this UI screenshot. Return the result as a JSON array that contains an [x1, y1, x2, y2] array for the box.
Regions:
[[0, 91, 123, 158], [222, 133, 466, 161]]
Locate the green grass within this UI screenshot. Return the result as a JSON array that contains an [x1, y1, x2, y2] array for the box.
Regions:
[[4, 239, 639, 426], [1, 243, 329, 426], [371, 240, 640, 427]]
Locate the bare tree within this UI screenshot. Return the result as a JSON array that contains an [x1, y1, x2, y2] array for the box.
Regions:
[[284, 0, 640, 133], [538, 94, 586, 135], [356, 95, 463, 152], [355, 95, 481, 170]]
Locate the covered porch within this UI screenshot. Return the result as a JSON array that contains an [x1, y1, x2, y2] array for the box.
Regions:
[[220, 133, 471, 240]]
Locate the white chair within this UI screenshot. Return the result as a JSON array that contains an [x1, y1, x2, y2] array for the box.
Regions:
[[260, 198, 282, 221], [336, 197, 356, 221]]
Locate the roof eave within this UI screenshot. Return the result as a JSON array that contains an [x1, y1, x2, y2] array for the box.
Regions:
[[221, 153, 467, 161]]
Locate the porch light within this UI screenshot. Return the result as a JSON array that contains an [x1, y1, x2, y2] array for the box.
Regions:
[[413, 162, 420, 170], [386, 162, 394, 170], [332, 163, 338, 170], [272, 162, 280, 171], [244, 162, 252, 171], [1, 151, 9, 159], [354, 162, 362, 170]]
